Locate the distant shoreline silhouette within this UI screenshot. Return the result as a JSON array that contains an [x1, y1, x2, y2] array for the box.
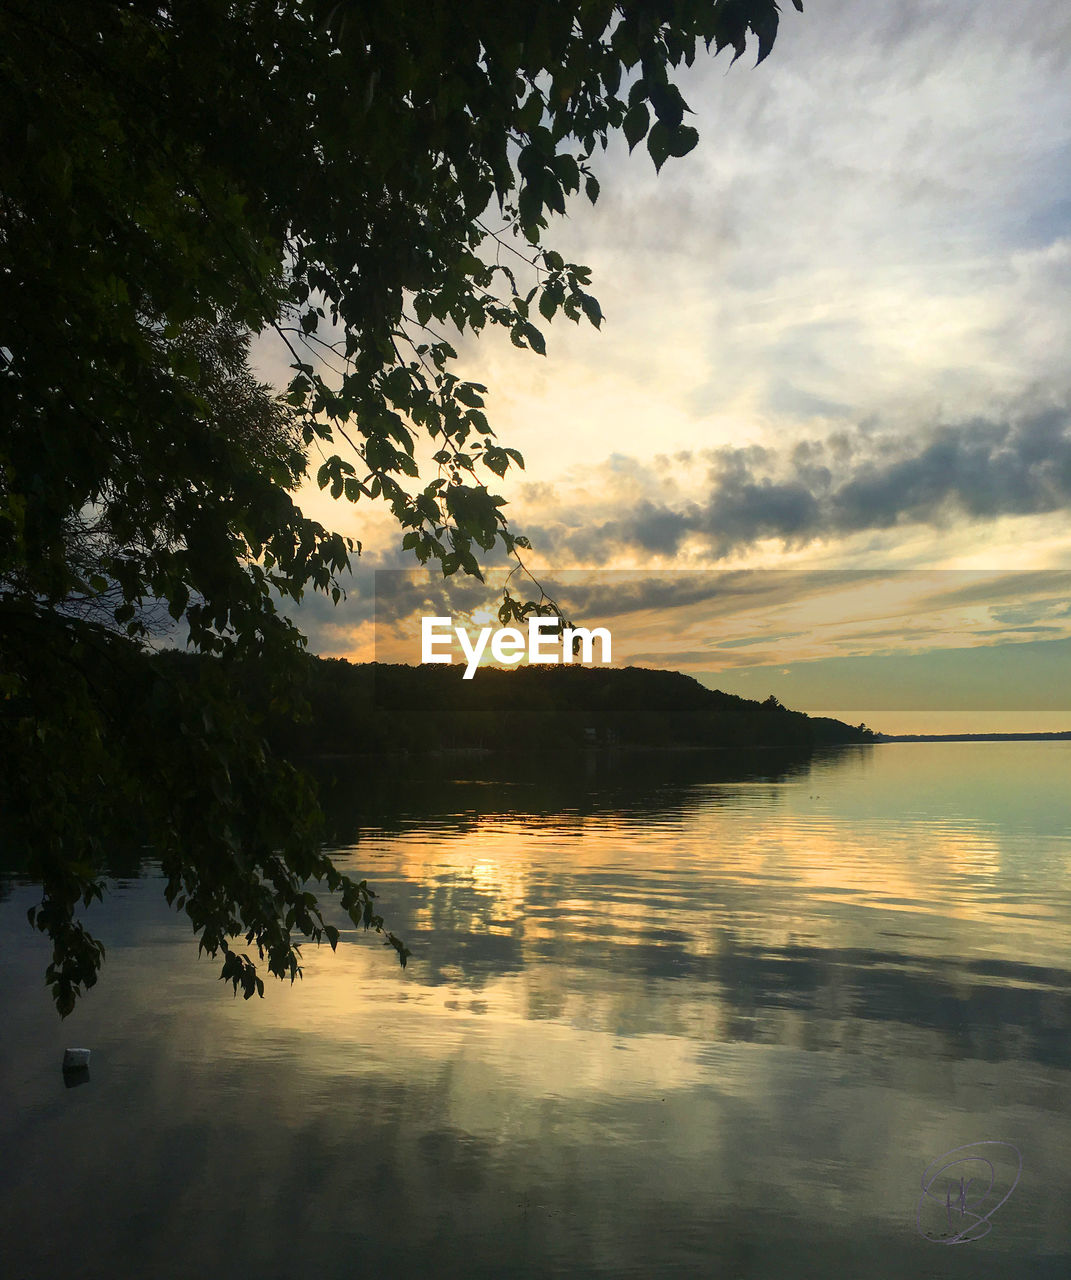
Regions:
[[875, 731, 1071, 742]]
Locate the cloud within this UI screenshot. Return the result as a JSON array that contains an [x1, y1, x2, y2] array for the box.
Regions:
[[259, 0, 1071, 642], [421, 0, 1071, 503], [830, 409, 1071, 529], [525, 402, 1071, 561]]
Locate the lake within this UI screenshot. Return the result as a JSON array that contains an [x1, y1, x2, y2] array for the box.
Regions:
[[2, 741, 1069, 1277]]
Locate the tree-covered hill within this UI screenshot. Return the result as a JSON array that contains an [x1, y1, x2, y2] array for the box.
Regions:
[[263, 656, 876, 756]]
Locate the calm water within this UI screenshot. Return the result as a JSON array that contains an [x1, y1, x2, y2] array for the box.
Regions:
[[2, 742, 1070, 1277]]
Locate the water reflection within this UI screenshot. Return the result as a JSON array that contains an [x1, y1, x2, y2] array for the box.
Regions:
[[2, 743, 1070, 1277], [312, 745, 826, 838]]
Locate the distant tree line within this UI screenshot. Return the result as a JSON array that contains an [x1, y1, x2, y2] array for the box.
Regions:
[[231, 655, 878, 756]]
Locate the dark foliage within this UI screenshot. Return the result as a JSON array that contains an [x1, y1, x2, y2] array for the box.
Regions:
[[1, 0, 800, 1012], [268, 655, 877, 756]]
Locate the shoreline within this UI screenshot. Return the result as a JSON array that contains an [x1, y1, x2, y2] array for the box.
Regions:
[[874, 731, 1071, 743]]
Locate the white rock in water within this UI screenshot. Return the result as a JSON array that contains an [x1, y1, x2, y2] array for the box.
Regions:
[[62, 1048, 91, 1070]]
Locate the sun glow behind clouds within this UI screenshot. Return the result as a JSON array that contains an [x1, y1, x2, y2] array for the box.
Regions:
[[252, 2, 1071, 709]]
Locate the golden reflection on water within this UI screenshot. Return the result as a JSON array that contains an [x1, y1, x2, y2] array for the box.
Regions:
[[340, 762, 1071, 988], [3, 742, 1070, 1274]]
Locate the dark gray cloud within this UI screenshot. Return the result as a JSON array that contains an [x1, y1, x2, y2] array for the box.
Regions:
[[372, 570, 501, 626], [830, 409, 1071, 530], [530, 405, 1071, 560]]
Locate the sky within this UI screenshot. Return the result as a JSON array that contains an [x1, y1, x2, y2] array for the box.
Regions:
[[254, 0, 1071, 732]]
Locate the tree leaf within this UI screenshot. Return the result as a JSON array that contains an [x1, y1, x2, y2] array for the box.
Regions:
[[623, 101, 650, 152], [668, 124, 699, 158], [580, 294, 603, 328], [646, 120, 672, 172], [648, 81, 686, 129], [523, 322, 547, 355], [455, 383, 485, 408]]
